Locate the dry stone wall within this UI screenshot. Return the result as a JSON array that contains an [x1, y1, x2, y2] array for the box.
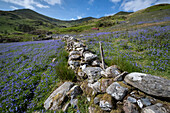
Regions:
[[44, 35, 170, 113]]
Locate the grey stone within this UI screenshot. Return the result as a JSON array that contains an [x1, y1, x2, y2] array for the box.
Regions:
[[127, 96, 137, 104], [123, 100, 139, 113], [94, 97, 100, 104], [124, 72, 170, 99], [106, 82, 128, 100], [83, 52, 97, 62], [68, 60, 80, 67], [91, 60, 100, 66], [88, 78, 114, 93], [76, 47, 85, 51], [69, 55, 80, 60], [141, 103, 169, 113], [141, 98, 151, 106], [44, 82, 74, 110], [73, 42, 85, 48], [105, 65, 121, 78], [83, 67, 103, 83]]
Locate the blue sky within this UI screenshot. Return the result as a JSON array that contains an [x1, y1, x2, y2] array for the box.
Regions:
[[0, 0, 170, 20]]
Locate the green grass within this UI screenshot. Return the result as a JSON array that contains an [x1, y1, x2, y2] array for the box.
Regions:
[[55, 50, 76, 82]]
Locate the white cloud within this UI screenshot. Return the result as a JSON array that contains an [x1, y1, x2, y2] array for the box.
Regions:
[[120, 0, 170, 12], [10, 6, 18, 10], [43, 0, 62, 5], [155, 0, 170, 5], [121, 0, 156, 12], [2, 0, 49, 10], [70, 18, 76, 20], [77, 16, 82, 19], [110, 0, 121, 3], [88, 0, 94, 4]]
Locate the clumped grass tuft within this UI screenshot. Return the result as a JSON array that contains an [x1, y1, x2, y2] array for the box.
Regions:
[[56, 50, 76, 82]]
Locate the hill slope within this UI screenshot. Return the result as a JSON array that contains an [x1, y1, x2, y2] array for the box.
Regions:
[[0, 9, 95, 33]]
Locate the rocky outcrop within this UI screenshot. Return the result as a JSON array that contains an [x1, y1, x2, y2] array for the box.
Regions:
[[44, 35, 170, 113], [124, 72, 170, 99]]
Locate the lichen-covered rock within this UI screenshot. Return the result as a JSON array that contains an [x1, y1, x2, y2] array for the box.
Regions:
[[106, 82, 128, 100], [104, 65, 121, 78], [88, 78, 114, 93], [123, 100, 139, 113], [99, 94, 114, 111], [44, 82, 74, 110], [83, 67, 103, 83], [83, 52, 97, 62], [141, 103, 169, 113], [124, 72, 170, 99]]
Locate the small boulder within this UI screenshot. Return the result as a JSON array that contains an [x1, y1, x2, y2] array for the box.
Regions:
[[104, 65, 121, 78], [83, 52, 97, 62], [124, 72, 170, 99], [106, 82, 128, 100], [141, 103, 169, 113], [83, 67, 103, 83], [92, 60, 101, 66]]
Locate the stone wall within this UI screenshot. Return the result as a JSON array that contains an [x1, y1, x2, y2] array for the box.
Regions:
[[44, 35, 170, 113]]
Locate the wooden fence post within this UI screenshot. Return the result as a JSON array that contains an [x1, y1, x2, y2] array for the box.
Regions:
[[99, 41, 106, 70]]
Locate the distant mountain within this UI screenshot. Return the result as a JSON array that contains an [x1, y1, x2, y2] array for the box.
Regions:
[[114, 11, 133, 16], [0, 9, 95, 33]]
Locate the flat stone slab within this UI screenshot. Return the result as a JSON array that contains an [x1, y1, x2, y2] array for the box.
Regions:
[[44, 82, 74, 110], [124, 72, 170, 98]]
